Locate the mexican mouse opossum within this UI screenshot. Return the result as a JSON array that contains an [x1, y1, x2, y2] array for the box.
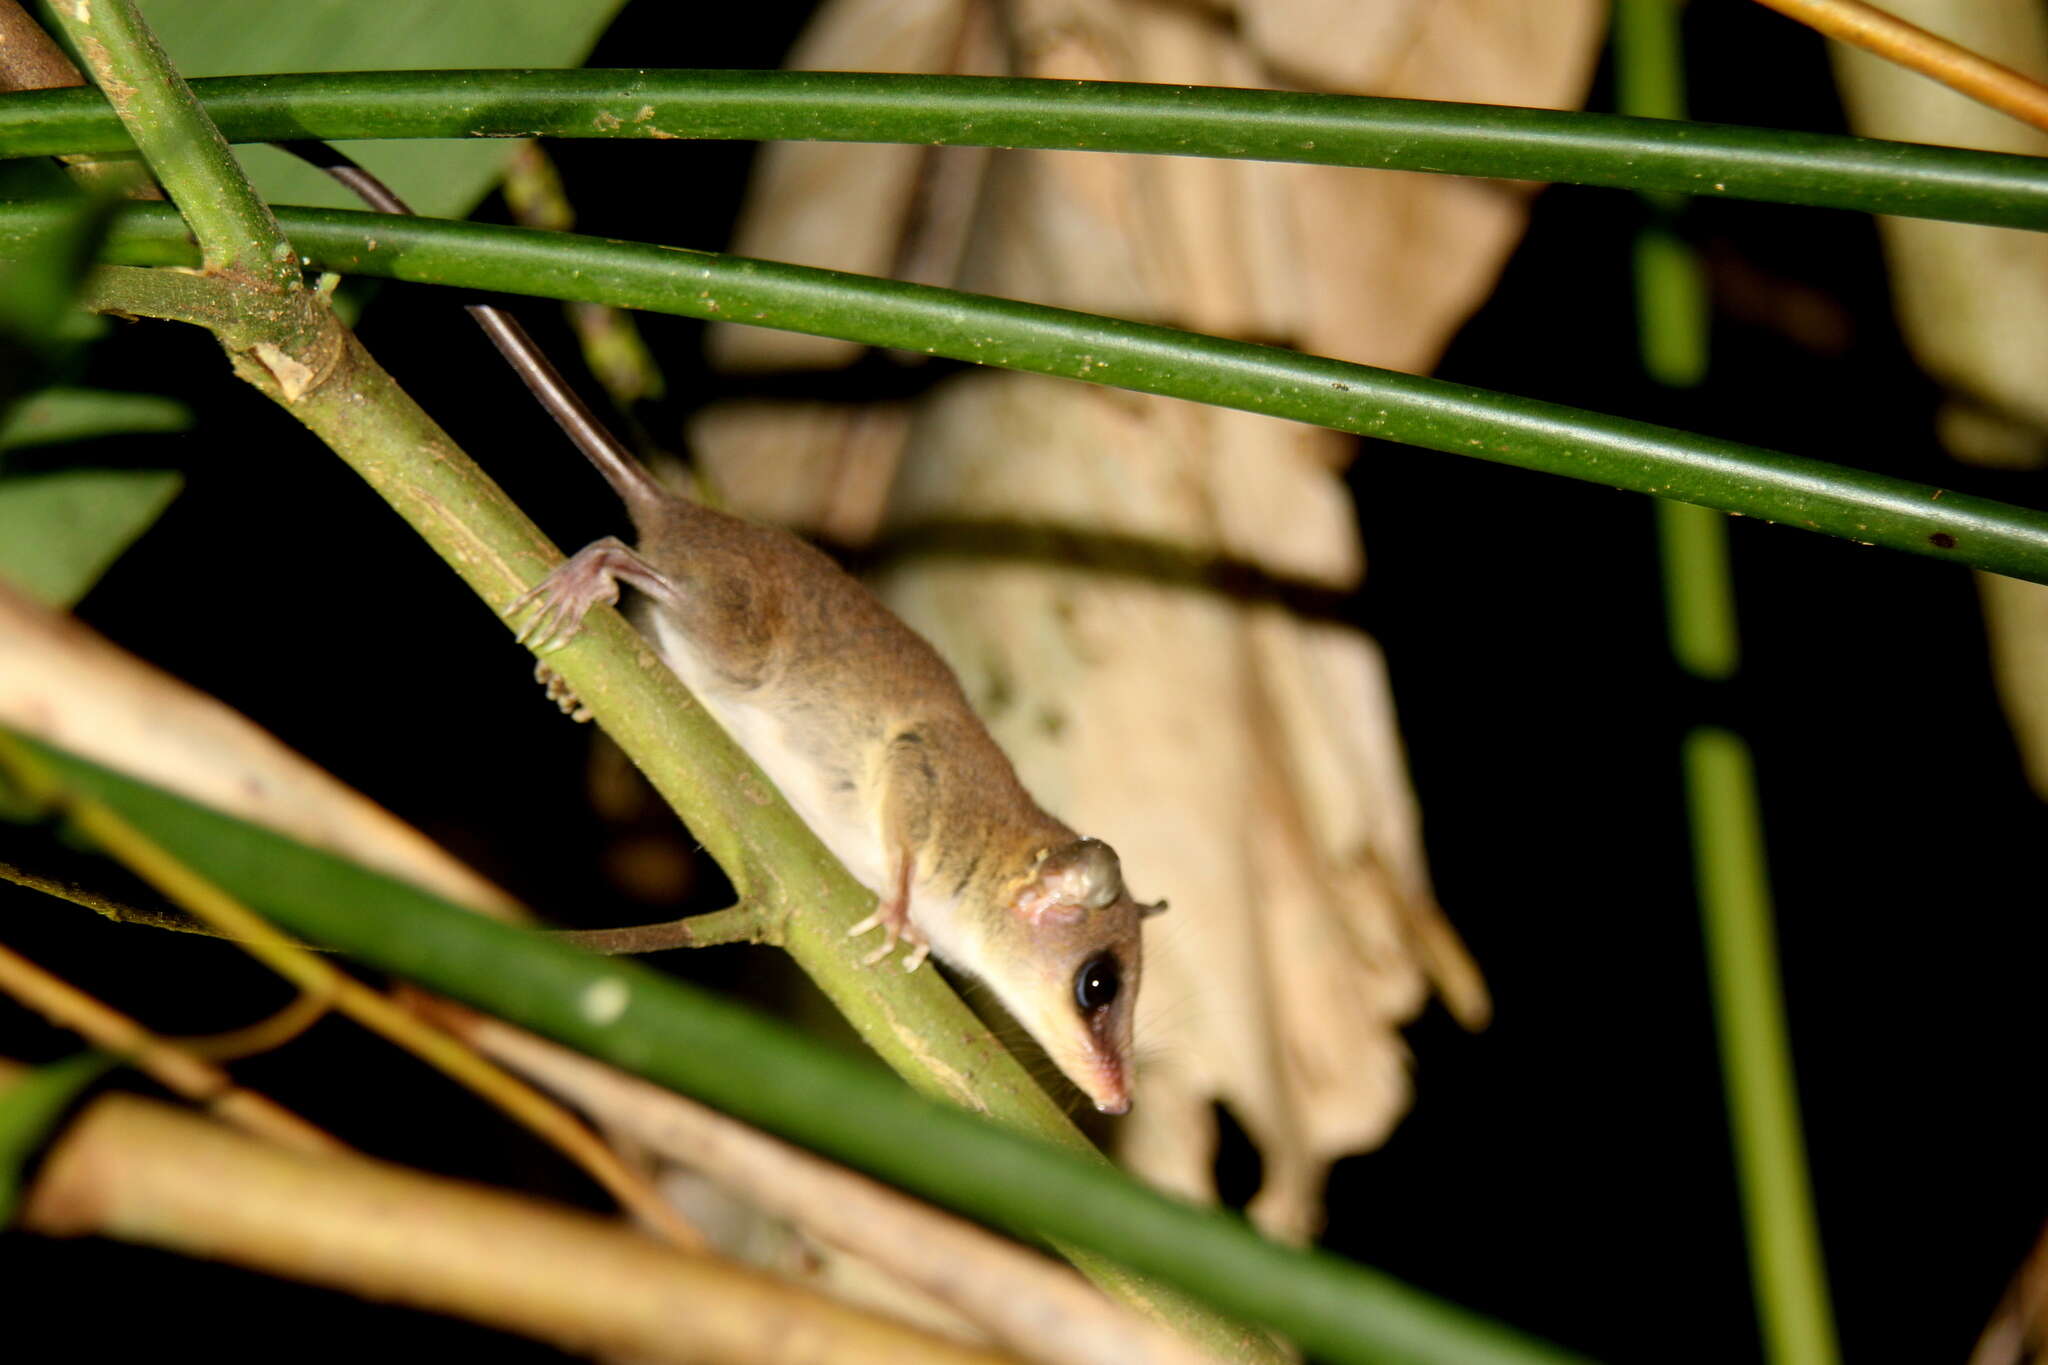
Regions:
[[510, 466, 1156, 1113]]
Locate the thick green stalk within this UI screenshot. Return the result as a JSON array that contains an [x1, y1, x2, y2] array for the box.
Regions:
[[0, 69, 2045, 230], [1616, 4, 1841, 1362], [40, 0, 299, 293], [16, 733, 1588, 1365], [8, 199, 2045, 584]]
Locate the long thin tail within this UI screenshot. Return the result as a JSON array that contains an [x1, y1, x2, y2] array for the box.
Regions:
[[276, 140, 672, 522]]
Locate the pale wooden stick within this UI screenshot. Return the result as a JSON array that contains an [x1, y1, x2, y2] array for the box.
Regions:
[[12, 1068, 1022, 1365], [442, 1007, 1222, 1365]]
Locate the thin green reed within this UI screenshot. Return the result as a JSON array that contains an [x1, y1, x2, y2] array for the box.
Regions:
[[1613, 4, 1842, 1362]]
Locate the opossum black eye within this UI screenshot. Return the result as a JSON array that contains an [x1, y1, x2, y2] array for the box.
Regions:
[[1074, 953, 1120, 1013]]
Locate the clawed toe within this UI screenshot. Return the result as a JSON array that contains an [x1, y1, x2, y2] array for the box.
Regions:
[[846, 903, 932, 971], [518, 607, 576, 654], [849, 908, 899, 966], [506, 546, 628, 655], [505, 594, 564, 652], [850, 904, 925, 968], [535, 663, 593, 722]]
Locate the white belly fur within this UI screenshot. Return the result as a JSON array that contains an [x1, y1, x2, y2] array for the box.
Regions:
[[647, 615, 890, 896]]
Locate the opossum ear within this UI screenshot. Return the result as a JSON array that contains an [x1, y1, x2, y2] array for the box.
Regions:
[[1015, 838, 1124, 924]]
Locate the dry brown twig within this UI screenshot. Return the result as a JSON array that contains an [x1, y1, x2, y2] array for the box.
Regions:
[[1754, 0, 2048, 134], [7, 1061, 1025, 1365], [432, 1002, 1222, 1365], [0, 939, 341, 1152], [177, 989, 334, 1062]]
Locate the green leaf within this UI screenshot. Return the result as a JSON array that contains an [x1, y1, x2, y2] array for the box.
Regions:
[[0, 387, 192, 452], [0, 1051, 117, 1227], [0, 386, 189, 608], [0, 462, 183, 608], [0, 192, 118, 354], [0, 191, 128, 472], [11, 732, 1586, 1365], [133, 0, 630, 218]]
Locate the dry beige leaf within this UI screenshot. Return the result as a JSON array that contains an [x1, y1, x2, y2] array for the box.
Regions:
[[700, 0, 1600, 1238], [1828, 0, 2048, 457], [691, 401, 911, 544], [1240, 0, 1604, 109], [992, 0, 1590, 374], [707, 0, 988, 372], [1979, 572, 2048, 799], [0, 581, 521, 919], [1826, 2, 2048, 799]]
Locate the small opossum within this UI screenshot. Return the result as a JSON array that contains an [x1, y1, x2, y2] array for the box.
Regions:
[[288, 144, 1159, 1113], [508, 461, 1157, 1113]]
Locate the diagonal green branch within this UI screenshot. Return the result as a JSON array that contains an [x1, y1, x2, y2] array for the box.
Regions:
[[0, 69, 2044, 230], [41, 0, 299, 294], [9, 199, 2045, 584]]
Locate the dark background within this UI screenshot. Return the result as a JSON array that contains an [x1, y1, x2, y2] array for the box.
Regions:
[[3, 3, 2043, 1361]]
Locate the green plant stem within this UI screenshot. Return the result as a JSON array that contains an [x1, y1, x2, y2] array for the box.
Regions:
[[1655, 496, 1741, 679], [1638, 225, 1736, 675], [16, 732, 1587, 1365], [17, 200, 2048, 584], [34, 0, 342, 487], [1, 69, 2046, 230], [1684, 730, 1839, 1365], [1616, 0, 1740, 680], [1617, 5, 1841, 1362], [40, 0, 298, 293]]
